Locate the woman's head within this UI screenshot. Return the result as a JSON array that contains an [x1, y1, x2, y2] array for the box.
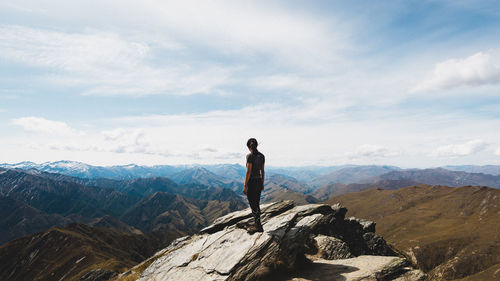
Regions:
[[247, 138, 258, 152]]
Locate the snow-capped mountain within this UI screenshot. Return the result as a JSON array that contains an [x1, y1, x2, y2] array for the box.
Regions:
[[0, 160, 183, 179]]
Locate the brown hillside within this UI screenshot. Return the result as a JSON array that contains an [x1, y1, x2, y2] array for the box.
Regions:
[[327, 185, 500, 281], [312, 179, 420, 201], [0, 224, 177, 281]]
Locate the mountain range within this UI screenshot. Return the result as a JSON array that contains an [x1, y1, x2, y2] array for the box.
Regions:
[[0, 167, 246, 244], [4, 161, 500, 203], [1, 160, 500, 280]]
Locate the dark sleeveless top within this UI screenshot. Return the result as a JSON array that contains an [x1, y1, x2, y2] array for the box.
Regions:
[[246, 151, 265, 179]]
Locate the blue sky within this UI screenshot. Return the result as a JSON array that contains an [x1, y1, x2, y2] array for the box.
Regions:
[[1, 0, 500, 167]]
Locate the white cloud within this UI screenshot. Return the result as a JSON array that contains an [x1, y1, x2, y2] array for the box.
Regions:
[[495, 147, 500, 156], [348, 144, 399, 159], [115, 102, 347, 128], [4, 108, 500, 166], [431, 139, 488, 158], [11, 117, 81, 136], [412, 51, 500, 93], [36, 125, 244, 163]]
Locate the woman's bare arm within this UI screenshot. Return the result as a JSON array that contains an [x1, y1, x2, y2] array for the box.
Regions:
[[243, 162, 252, 195]]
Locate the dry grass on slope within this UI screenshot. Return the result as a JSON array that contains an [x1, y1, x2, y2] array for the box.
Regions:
[[0, 224, 177, 281], [327, 185, 500, 281]]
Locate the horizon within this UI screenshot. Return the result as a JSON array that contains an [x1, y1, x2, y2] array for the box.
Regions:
[[1, 1, 500, 167], [2, 159, 499, 171]]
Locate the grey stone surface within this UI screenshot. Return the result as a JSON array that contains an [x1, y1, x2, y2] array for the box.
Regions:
[[347, 216, 376, 233], [200, 200, 294, 234], [287, 255, 426, 281], [314, 235, 354, 260], [137, 201, 424, 281]]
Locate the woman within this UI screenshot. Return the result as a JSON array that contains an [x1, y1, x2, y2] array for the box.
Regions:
[[243, 138, 265, 234]]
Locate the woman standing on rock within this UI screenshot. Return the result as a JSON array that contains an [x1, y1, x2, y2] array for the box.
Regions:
[[243, 138, 265, 234]]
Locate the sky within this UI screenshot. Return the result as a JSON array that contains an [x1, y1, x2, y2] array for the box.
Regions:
[[1, 0, 500, 167]]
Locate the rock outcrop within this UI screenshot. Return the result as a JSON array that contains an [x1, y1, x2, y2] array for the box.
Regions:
[[120, 201, 425, 281]]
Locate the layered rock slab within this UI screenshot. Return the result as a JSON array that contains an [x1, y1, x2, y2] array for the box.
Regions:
[[135, 201, 424, 281]]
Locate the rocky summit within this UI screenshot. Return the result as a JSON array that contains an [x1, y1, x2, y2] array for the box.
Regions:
[[116, 201, 425, 281]]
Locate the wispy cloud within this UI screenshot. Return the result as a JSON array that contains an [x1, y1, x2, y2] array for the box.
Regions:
[[348, 144, 399, 160], [145, 0, 347, 71], [412, 51, 500, 93], [0, 0, 356, 98], [0, 25, 234, 96], [11, 117, 82, 136], [10, 117, 244, 163], [431, 139, 488, 158], [19, 0, 346, 71]]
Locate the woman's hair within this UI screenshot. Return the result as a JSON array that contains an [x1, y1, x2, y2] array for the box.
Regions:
[[247, 138, 258, 153]]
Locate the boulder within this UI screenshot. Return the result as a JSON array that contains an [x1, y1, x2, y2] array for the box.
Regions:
[[363, 232, 395, 256], [314, 235, 354, 260], [347, 217, 376, 233]]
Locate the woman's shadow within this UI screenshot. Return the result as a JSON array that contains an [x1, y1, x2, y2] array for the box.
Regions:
[[267, 260, 359, 281]]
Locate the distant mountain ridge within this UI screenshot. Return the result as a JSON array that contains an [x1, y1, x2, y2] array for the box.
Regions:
[[3, 161, 500, 181], [0, 161, 342, 181], [0, 161, 184, 179], [375, 168, 500, 188], [170, 167, 239, 188], [444, 164, 500, 176], [309, 165, 402, 187], [3, 161, 500, 203], [0, 160, 253, 181]]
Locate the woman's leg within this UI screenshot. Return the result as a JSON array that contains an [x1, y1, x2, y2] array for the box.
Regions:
[[247, 178, 262, 226]]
